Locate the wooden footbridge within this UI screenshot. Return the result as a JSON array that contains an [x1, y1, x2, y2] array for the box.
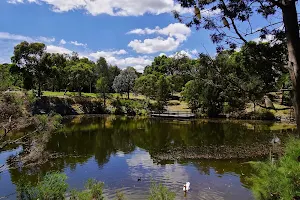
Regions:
[[150, 111, 195, 119]]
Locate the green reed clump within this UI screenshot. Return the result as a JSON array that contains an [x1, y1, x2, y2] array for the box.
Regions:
[[70, 179, 105, 200], [115, 190, 127, 200], [16, 173, 178, 200], [249, 138, 300, 200], [148, 182, 176, 200], [17, 172, 68, 200]]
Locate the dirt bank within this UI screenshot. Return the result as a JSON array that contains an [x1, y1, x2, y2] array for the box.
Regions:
[[33, 96, 106, 116]]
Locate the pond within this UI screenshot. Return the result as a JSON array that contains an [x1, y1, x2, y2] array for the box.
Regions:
[[0, 115, 297, 199]]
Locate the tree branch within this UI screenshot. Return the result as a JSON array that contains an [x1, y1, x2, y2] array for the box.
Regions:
[[258, 103, 292, 110], [267, 0, 284, 8], [245, 21, 283, 36], [220, 0, 248, 43], [0, 130, 38, 150]]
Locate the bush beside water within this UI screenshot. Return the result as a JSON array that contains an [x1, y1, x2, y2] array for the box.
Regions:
[[249, 138, 300, 200], [16, 173, 175, 200]]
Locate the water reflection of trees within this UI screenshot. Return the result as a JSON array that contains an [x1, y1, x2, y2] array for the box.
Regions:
[[8, 116, 295, 186]]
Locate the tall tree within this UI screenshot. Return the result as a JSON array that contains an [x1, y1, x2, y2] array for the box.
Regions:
[[96, 77, 109, 107], [0, 64, 13, 91], [11, 42, 51, 97], [95, 57, 109, 78], [113, 67, 137, 99], [134, 74, 158, 99], [175, 0, 300, 132], [156, 75, 171, 104], [69, 58, 94, 96], [108, 65, 121, 92], [48, 53, 68, 92]]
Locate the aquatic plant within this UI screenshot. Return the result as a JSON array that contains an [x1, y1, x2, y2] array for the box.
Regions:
[[17, 172, 68, 200], [115, 190, 127, 200], [148, 182, 176, 200], [70, 179, 105, 200]]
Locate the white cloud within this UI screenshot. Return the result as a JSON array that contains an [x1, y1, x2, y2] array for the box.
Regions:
[[0, 32, 32, 42], [127, 23, 191, 42], [252, 34, 276, 43], [70, 41, 87, 47], [59, 39, 66, 45], [0, 32, 56, 63], [169, 50, 193, 58], [0, 32, 55, 44], [127, 23, 191, 54], [38, 36, 55, 43], [191, 49, 198, 55], [7, 0, 24, 3], [128, 37, 181, 54], [46, 45, 72, 54], [161, 49, 199, 59], [110, 56, 152, 72], [88, 49, 150, 72], [89, 49, 127, 60], [201, 8, 221, 17], [8, 0, 191, 16]]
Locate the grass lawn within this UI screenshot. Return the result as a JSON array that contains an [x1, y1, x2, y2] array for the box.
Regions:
[[246, 102, 293, 119], [111, 93, 146, 100], [42, 91, 147, 100], [43, 91, 98, 98], [167, 100, 190, 112]]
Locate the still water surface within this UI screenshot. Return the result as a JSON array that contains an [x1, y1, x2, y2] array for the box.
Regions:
[[0, 116, 296, 199]]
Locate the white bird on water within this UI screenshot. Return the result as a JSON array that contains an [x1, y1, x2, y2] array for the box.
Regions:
[[183, 182, 190, 192]]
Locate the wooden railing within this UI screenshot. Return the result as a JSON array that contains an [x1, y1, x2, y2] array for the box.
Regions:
[[150, 110, 195, 118]]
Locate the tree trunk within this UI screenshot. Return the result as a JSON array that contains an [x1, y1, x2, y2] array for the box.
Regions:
[[103, 92, 106, 107], [90, 82, 92, 93], [281, 1, 300, 134], [127, 90, 130, 99], [38, 82, 41, 97]]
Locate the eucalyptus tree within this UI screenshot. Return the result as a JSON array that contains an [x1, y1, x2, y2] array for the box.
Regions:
[[69, 58, 94, 96], [47, 53, 68, 92], [11, 42, 52, 97], [96, 77, 109, 107], [0, 64, 14, 91], [113, 67, 137, 99], [134, 74, 158, 99]]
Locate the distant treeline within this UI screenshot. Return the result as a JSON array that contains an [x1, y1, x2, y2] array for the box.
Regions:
[[0, 40, 291, 116]]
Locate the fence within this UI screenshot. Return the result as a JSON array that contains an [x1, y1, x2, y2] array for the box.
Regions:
[[150, 110, 195, 118]]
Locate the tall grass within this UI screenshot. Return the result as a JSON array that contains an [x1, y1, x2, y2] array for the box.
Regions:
[[249, 138, 300, 199]]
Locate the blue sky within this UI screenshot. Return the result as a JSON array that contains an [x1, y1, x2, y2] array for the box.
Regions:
[[0, 0, 287, 72]]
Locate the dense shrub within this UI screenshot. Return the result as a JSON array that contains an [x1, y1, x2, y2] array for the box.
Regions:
[[111, 98, 149, 116], [0, 92, 23, 122], [33, 113, 62, 131], [70, 179, 105, 200], [249, 138, 300, 200], [17, 172, 68, 200], [249, 109, 276, 120], [147, 101, 166, 113]]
